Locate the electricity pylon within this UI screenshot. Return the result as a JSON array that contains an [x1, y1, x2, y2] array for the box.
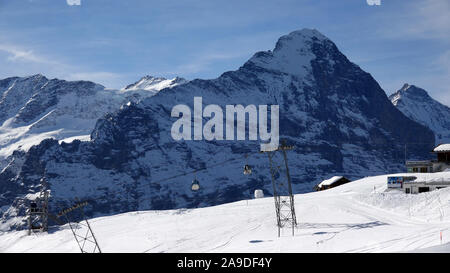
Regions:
[[58, 200, 102, 253], [261, 140, 297, 237]]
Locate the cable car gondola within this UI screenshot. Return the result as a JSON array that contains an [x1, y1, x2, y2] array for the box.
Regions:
[[243, 164, 252, 175], [191, 179, 200, 191], [243, 154, 252, 175]]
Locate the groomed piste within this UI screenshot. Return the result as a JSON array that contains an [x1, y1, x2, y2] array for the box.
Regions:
[[1, 171, 450, 253]]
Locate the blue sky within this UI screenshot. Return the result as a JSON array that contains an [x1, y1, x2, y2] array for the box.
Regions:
[[0, 0, 449, 105]]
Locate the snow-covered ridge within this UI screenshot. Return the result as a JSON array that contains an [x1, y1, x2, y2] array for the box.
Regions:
[[389, 84, 450, 143], [121, 75, 188, 94], [246, 28, 331, 77]]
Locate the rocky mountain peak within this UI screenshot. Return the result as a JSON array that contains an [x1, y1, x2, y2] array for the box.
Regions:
[[122, 75, 187, 92], [390, 84, 450, 143], [244, 28, 342, 79], [391, 84, 432, 106]]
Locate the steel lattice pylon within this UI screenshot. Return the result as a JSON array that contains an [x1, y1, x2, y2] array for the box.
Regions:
[[262, 141, 297, 237], [58, 200, 102, 253], [28, 176, 49, 235]]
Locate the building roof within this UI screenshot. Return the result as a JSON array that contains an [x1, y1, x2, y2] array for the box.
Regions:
[[318, 176, 344, 187], [404, 178, 450, 186], [406, 160, 432, 166], [403, 171, 450, 185], [434, 144, 450, 152]]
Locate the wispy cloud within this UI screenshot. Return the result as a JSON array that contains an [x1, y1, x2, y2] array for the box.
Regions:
[[167, 31, 283, 77], [174, 52, 249, 76], [434, 50, 450, 74], [66, 0, 81, 6], [411, 0, 449, 41], [377, 0, 450, 42], [427, 50, 450, 106], [0, 42, 128, 89], [0, 0, 447, 99], [0, 44, 45, 63], [66, 72, 128, 88]]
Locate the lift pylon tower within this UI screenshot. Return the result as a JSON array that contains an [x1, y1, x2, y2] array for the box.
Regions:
[[261, 140, 297, 237], [28, 177, 49, 235], [58, 200, 101, 253]]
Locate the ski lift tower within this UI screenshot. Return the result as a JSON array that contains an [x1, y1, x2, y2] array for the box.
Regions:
[[261, 140, 297, 237], [27, 176, 49, 235], [57, 200, 102, 253]]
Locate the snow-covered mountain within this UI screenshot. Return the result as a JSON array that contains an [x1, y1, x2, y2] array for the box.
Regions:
[[0, 75, 108, 162], [389, 84, 450, 143], [0, 74, 182, 170], [121, 76, 187, 94], [0, 29, 435, 230]]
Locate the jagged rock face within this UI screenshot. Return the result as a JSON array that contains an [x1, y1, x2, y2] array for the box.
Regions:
[[390, 84, 450, 143], [0, 74, 173, 171], [0, 75, 105, 125], [0, 29, 435, 230]]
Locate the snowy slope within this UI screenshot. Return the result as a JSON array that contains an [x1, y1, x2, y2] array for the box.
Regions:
[[1, 172, 450, 253], [389, 84, 450, 143], [0, 29, 435, 231]]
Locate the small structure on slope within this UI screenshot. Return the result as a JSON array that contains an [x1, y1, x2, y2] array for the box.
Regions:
[[254, 189, 264, 199], [314, 176, 350, 191], [387, 176, 417, 189]]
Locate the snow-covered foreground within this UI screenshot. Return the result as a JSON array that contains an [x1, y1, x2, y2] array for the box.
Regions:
[[1, 172, 450, 253]]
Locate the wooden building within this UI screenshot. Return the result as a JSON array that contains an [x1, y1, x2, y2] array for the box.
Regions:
[[314, 176, 350, 191], [406, 143, 450, 173], [433, 144, 450, 172], [406, 160, 433, 173]]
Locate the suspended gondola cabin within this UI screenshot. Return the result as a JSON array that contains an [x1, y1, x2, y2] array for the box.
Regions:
[[191, 179, 200, 191], [243, 165, 252, 175]]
